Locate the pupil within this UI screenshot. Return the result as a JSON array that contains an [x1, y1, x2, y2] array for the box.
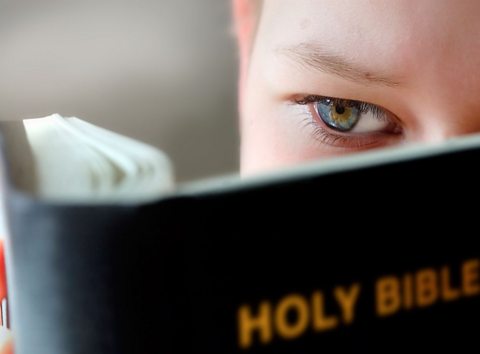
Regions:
[[335, 105, 345, 115]]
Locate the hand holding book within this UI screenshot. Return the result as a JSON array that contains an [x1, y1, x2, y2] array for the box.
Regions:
[[0, 241, 12, 354], [0, 329, 13, 354]]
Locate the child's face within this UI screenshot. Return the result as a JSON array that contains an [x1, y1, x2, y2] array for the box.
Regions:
[[237, 0, 480, 175]]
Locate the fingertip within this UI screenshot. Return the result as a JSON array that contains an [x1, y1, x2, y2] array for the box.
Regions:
[[0, 240, 6, 300], [0, 327, 13, 354]]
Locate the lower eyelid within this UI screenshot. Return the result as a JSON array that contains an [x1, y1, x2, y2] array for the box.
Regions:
[[311, 123, 394, 149]]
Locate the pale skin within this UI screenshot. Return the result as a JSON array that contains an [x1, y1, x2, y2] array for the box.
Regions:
[[237, 0, 480, 175], [1, 0, 480, 351]]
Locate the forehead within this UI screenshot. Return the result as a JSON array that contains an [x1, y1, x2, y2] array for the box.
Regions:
[[260, 0, 480, 90]]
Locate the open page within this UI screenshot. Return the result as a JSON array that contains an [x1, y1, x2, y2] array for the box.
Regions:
[[1, 115, 175, 203]]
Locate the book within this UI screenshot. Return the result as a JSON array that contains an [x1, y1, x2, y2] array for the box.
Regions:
[[0, 114, 479, 354]]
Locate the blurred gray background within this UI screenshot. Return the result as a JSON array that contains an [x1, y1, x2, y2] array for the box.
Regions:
[[0, 0, 239, 181]]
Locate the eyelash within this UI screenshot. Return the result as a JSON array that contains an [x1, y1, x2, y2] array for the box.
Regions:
[[296, 95, 386, 118], [294, 95, 400, 148]]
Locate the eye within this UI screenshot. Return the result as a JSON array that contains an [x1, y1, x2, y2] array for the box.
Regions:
[[294, 95, 403, 148], [316, 98, 360, 132], [314, 97, 394, 133]]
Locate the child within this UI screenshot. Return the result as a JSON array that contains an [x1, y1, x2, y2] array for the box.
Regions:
[[2, 0, 480, 352], [235, 0, 480, 175]]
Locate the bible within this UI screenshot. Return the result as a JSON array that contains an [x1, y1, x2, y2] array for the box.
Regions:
[[0, 114, 479, 354]]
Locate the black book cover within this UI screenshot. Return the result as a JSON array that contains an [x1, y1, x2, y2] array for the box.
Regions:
[[1, 130, 479, 354]]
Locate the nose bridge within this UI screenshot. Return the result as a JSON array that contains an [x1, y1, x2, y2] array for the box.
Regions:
[[413, 110, 480, 144], [400, 10, 480, 144], [405, 67, 480, 144]]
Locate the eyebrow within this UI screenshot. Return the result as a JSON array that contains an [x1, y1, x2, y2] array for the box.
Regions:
[[277, 43, 401, 87]]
